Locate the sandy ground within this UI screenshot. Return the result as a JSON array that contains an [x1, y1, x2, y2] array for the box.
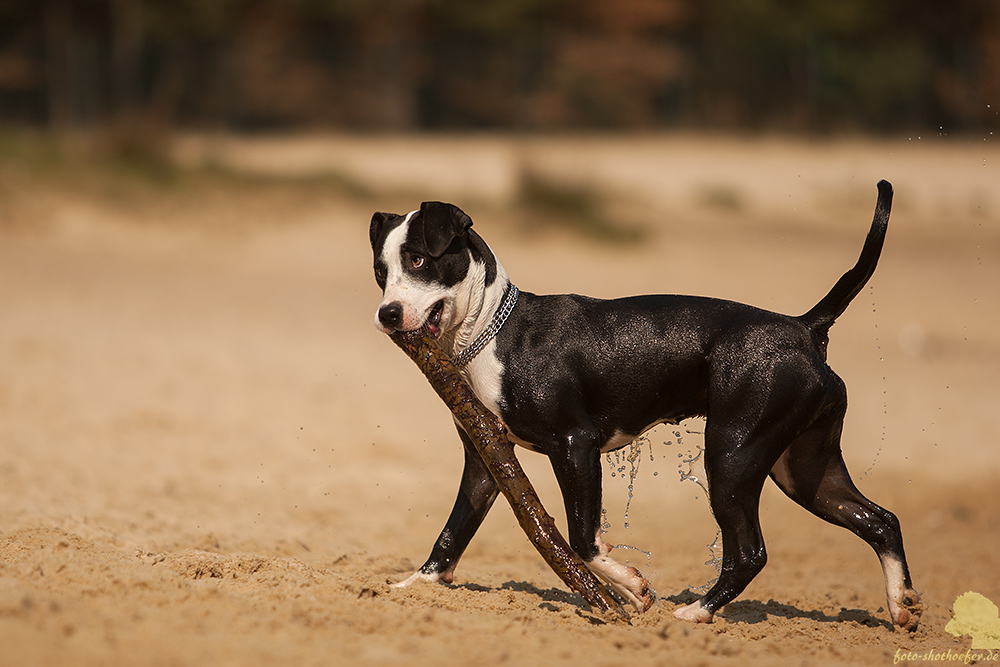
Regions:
[[1, 134, 998, 666]]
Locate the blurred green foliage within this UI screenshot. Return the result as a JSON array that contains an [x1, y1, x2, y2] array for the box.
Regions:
[[0, 0, 996, 132]]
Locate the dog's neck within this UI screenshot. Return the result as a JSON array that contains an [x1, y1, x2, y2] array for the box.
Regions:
[[441, 260, 510, 362]]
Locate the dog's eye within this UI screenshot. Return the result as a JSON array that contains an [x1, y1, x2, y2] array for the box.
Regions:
[[410, 255, 425, 269]]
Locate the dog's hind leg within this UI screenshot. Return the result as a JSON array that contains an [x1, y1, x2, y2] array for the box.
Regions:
[[548, 428, 655, 612], [673, 421, 775, 623], [393, 426, 499, 588], [769, 400, 922, 631]]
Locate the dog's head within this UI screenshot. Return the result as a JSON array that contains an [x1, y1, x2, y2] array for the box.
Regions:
[[370, 201, 498, 338]]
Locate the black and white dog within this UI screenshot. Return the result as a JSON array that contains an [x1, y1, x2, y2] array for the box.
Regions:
[[369, 180, 921, 630]]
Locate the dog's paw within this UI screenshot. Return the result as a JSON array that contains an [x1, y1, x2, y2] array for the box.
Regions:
[[673, 600, 714, 623], [588, 555, 656, 613], [632, 577, 657, 613], [390, 568, 453, 589], [890, 588, 924, 632], [614, 569, 656, 614]]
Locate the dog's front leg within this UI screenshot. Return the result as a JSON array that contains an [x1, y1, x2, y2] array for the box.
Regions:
[[393, 426, 498, 587], [549, 429, 655, 613]]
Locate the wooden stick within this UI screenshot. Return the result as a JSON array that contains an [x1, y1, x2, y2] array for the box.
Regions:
[[390, 327, 629, 622]]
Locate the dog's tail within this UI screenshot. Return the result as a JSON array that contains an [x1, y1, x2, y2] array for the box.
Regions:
[[798, 180, 892, 335]]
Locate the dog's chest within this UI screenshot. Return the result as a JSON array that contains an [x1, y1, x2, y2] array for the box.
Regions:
[[460, 342, 505, 418], [460, 345, 542, 453]]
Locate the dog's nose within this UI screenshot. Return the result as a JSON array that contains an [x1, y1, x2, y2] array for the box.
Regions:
[[378, 302, 404, 330]]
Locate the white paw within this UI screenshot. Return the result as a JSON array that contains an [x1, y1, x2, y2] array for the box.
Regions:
[[889, 588, 923, 631], [615, 567, 656, 613], [673, 600, 714, 623], [880, 556, 922, 631], [587, 555, 656, 613], [391, 570, 446, 589]]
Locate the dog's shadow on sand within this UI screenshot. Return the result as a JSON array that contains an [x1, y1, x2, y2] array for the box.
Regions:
[[457, 580, 626, 625], [666, 590, 894, 631], [455, 580, 588, 608], [451, 583, 892, 630]]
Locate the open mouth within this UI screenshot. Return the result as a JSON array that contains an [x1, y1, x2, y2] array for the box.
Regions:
[[424, 300, 444, 337]]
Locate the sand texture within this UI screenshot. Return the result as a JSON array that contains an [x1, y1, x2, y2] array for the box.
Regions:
[[1, 134, 998, 666]]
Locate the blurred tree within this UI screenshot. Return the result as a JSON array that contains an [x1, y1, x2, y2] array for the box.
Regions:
[[109, 0, 141, 118], [419, 0, 687, 128], [42, 0, 73, 128], [0, 0, 997, 132], [687, 0, 998, 131]]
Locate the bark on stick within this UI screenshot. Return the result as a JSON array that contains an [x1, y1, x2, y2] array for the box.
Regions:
[[389, 327, 629, 622]]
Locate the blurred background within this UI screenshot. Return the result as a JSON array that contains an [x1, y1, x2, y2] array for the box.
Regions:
[[0, 0, 998, 135]]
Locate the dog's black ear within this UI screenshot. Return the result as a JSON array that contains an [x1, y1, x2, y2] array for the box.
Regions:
[[370, 212, 391, 250], [417, 201, 473, 258]]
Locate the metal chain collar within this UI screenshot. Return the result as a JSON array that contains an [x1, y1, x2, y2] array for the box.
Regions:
[[451, 282, 519, 368]]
